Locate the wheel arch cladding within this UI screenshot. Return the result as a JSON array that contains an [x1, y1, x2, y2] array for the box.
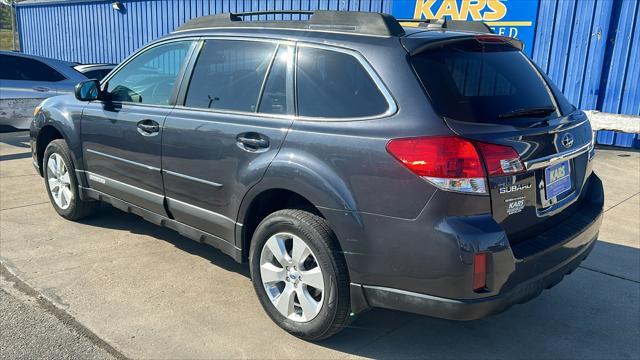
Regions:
[[33, 95, 86, 177], [36, 125, 64, 176], [239, 188, 324, 261]]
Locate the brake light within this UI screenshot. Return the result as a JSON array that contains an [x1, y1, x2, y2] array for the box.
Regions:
[[475, 142, 524, 176], [386, 136, 487, 194], [475, 34, 507, 43], [473, 252, 488, 292]]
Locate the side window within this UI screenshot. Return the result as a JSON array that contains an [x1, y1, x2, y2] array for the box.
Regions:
[[258, 45, 294, 115], [106, 41, 193, 105], [184, 40, 277, 112], [0, 55, 65, 82], [296, 47, 389, 118]]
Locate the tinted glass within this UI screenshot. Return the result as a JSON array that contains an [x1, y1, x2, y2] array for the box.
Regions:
[[258, 45, 293, 115], [82, 69, 112, 80], [411, 40, 559, 123], [106, 41, 193, 105], [296, 47, 388, 118], [0, 55, 65, 82], [185, 40, 277, 112]]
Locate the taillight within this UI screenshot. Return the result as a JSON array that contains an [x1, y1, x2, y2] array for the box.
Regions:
[[386, 136, 524, 194], [475, 142, 524, 176], [473, 252, 488, 292], [386, 136, 487, 194]]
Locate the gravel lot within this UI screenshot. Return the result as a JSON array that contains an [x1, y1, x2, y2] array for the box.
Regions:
[[1, 131, 639, 359]]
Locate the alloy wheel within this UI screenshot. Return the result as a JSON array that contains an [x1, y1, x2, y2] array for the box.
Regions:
[[46, 153, 73, 210], [260, 232, 325, 322]]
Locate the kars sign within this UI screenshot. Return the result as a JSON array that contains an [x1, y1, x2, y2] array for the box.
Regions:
[[392, 0, 539, 56]]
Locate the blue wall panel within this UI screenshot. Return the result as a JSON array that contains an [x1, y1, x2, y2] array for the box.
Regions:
[[15, 0, 640, 116], [601, 0, 639, 114]]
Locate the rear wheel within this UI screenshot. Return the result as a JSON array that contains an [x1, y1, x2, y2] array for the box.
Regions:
[[43, 140, 99, 220], [249, 209, 350, 341]]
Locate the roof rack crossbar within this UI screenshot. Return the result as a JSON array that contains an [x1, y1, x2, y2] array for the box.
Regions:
[[233, 10, 315, 17], [397, 17, 494, 34]]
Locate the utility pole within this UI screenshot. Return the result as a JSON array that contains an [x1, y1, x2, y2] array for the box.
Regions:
[[10, 0, 16, 50]]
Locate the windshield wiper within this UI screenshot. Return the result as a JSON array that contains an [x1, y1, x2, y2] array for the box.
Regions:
[[497, 106, 556, 120]]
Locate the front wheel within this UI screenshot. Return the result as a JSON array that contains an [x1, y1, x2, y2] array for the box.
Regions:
[[43, 139, 99, 220], [249, 209, 351, 341]]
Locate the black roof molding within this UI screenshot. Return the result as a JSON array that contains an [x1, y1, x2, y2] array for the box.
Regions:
[[175, 10, 406, 37]]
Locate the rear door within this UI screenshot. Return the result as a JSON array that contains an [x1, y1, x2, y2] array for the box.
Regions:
[[408, 36, 594, 243], [0, 54, 65, 129], [161, 39, 295, 243], [81, 40, 196, 215]]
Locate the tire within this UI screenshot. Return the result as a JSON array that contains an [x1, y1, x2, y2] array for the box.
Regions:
[[43, 139, 99, 220], [249, 209, 351, 341]]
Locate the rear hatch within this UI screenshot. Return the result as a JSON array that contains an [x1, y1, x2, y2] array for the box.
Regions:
[[404, 34, 595, 246]]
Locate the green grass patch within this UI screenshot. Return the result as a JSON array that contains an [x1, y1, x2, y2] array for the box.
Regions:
[[0, 29, 19, 51]]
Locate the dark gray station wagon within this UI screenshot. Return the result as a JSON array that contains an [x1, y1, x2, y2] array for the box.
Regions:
[[31, 11, 603, 340]]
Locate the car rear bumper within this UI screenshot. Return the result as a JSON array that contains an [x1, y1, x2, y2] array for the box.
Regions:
[[351, 232, 596, 320], [344, 173, 603, 319]]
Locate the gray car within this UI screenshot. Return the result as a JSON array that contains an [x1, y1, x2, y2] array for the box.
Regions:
[[0, 51, 87, 130], [30, 11, 603, 341]]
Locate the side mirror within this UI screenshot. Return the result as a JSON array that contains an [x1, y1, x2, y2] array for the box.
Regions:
[[74, 80, 101, 101]]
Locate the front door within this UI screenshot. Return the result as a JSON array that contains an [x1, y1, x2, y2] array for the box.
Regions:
[[81, 40, 196, 215], [162, 39, 295, 242]]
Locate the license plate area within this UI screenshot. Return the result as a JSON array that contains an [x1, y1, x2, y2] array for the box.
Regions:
[[544, 160, 572, 201]]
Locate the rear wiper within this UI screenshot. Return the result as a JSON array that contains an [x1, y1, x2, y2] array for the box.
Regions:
[[497, 106, 556, 119]]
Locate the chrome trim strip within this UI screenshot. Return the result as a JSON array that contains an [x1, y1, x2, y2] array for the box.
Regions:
[[524, 143, 591, 171], [546, 118, 589, 133], [85, 171, 164, 199], [162, 169, 223, 188], [85, 149, 161, 172], [166, 196, 241, 226]]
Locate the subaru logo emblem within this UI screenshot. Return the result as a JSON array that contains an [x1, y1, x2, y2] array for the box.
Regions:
[[561, 133, 574, 149]]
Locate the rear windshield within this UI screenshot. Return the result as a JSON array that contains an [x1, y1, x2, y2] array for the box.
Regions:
[[411, 39, 559, 124]]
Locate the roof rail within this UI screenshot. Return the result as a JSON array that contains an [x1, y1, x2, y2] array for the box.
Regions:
[[398, 18, 494, 34], [175, 10, 406, 37]]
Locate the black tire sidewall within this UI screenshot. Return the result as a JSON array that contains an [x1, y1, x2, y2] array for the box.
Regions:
[[43, 140, 82, 219], [249, 211, 346, 340]]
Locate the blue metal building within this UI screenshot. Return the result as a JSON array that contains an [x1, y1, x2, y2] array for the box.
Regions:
[[14, 0, 640, 116]]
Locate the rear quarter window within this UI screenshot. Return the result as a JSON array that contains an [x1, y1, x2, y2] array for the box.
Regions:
[[411, 39, 565, 124], [296, 47, 389, 119]]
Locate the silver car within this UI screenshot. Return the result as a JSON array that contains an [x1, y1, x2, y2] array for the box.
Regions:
[[0, 51, 87, 130]]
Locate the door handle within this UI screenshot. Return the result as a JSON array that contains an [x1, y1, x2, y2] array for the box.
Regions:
[[236, 133, 269, 152], [137, 120, 160, 136], [32, 86, 50, 92]]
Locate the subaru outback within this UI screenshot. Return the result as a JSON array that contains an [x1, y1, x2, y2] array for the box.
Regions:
[[30, 11, 603, 340]]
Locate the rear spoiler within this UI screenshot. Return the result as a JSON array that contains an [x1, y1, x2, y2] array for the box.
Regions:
[[405, 34, 524, 56]]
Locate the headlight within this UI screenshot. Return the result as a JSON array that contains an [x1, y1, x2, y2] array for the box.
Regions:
[[33, 104, 42, 117]]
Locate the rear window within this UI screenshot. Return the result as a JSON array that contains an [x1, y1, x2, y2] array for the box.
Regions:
[[411, 39, 560, 124]]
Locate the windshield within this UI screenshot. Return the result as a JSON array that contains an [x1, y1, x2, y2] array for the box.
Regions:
[[411, 39, 559, 124]]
